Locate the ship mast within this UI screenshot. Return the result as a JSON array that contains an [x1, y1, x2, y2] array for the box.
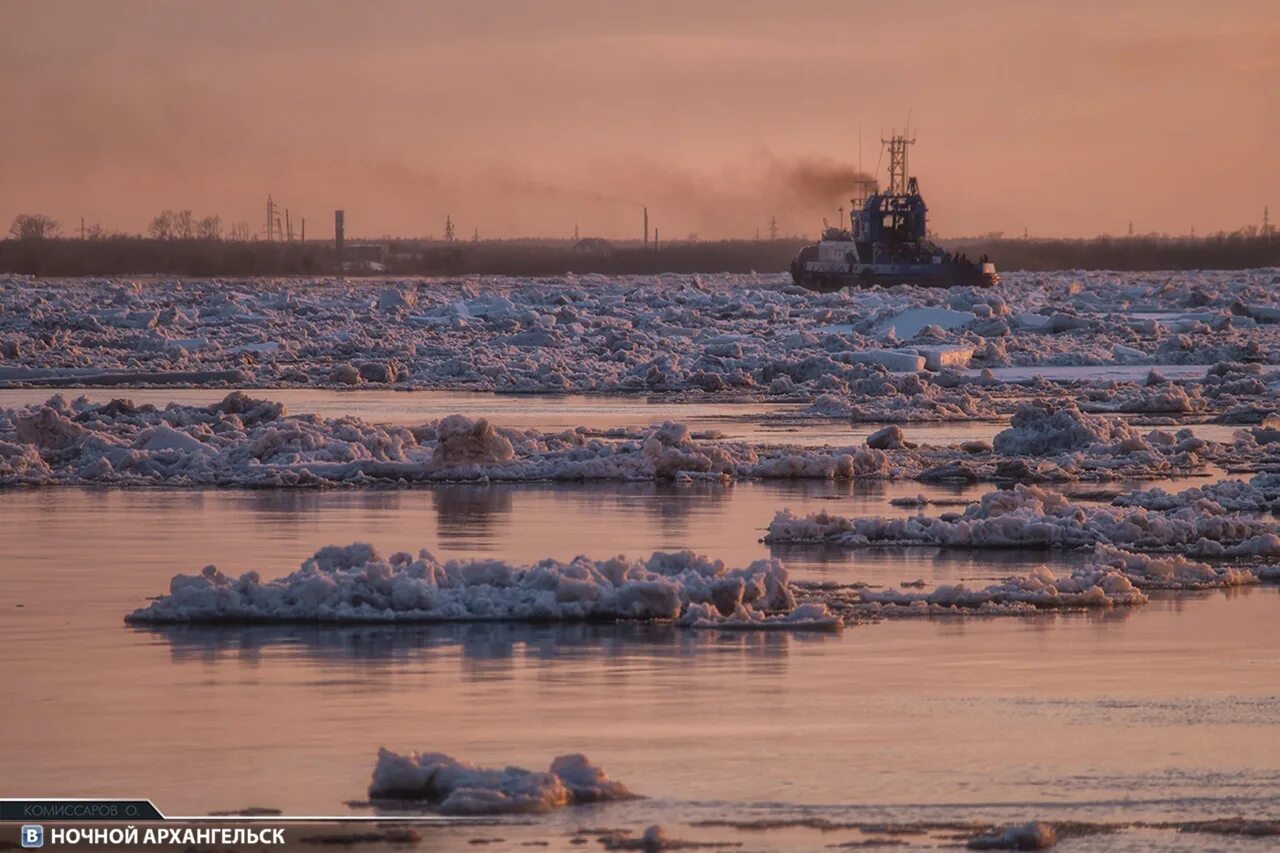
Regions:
[[882, 131, 915, 196]]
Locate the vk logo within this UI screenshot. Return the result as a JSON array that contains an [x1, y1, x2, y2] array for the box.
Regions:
[[20, 825, 44, 848]]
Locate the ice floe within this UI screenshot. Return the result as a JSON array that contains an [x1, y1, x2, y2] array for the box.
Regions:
[[123, 545, 841, 629], [4, 271, 1280, 408], [0, 391, 1255, 487], [766, 483, 1280, 557], [367, 750, 632, 814], [0, 393, 889, 486], [966, 821, 1057, 850], [1113, 472, 1280, 513], [840, 543, 1260, 618]]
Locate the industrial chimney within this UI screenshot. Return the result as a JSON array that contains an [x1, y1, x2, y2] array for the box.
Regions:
[[334, 209, 345, 270]]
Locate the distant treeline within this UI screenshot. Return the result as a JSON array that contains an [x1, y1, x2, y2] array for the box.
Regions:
[[1, 233, 1277, 278], [401, 239, 810, 276], [0, 238, 330, 277], [0, 237, 808, 277], [946, 233, 1280, 273]]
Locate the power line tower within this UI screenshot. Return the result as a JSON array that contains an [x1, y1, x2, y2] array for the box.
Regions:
[[266, 195, 276, 241], [769, 215, 778, 240], [1264, 206, 1273, 236], [444, 215, 455, 242]]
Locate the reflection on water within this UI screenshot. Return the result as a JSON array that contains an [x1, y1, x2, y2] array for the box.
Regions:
[[2, 481, 1278, 830], [132, 620, 816, 667], [431, 484, 516, 546]]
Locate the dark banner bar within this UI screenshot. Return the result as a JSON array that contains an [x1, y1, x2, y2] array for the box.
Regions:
[[0, 800, 165, 822]]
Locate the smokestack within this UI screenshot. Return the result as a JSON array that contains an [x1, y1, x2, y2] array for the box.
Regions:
[[334, 209, 345, 270], [643, 207, 649, 248]]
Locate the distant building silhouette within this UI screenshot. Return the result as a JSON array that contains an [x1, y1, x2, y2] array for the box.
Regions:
[[571, 237, 615, 257]]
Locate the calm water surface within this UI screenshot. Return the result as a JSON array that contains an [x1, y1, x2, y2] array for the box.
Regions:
[[1, 484, 1276, 840]]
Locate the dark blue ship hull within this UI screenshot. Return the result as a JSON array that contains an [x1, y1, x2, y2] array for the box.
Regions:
[[791, 260, 998, 291]]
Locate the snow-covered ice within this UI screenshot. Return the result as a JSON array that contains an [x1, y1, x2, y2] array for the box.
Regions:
[[2, 390, 1261, 487], [874, 306, 977, 340], [123, 544, 841, 629], [4, 271, 1280, 408], [0, 393, 892, 486], [853, 543, 1256, 616], [766, 483, 1280, 557], [367, 749, 632, 814]]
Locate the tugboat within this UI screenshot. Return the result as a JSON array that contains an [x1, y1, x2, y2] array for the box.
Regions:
[[790, 133, 998, 291]]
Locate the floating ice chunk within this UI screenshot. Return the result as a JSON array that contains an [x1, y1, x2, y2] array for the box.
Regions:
[[124, 545, 838, 628], [367, 749, 632, 814], [164, 337, 210, 352], [993, 402, 1130, 456], [0, 439, 51, 480], [846, 349, 926, 372], [967, 821, 1057, 850], [1244, 304, 1280, 323], [1116, 384, 1204, 414], [858, 542, 1255, 614], [677, 600, 841, 630], [765, 483, 1278, 558], [0, 396, 890, 486], [913, 344, 975, 371], [230, 341, 281, 356], [601, 825, 705, 851], [15, 407, 87, 449], [328, 364, 362, 385], [1113, 473, 1280, 513], [1010, 312, 1053, 331], [431, 415, 515, 466], [866, 425, 911, 450], [136, 425, 209, 454], [875, 307, 975, 340], [861, 559, 1149, 610], [1090, 543, 1256, 588], [377, 288, 416, 312], [357, 361, 399, 383], [1112, 344, 1149, 365], [804, 392, 853, 417]]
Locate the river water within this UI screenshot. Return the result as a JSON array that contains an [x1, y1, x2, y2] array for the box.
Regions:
[[1, 391, 1276, 850]]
